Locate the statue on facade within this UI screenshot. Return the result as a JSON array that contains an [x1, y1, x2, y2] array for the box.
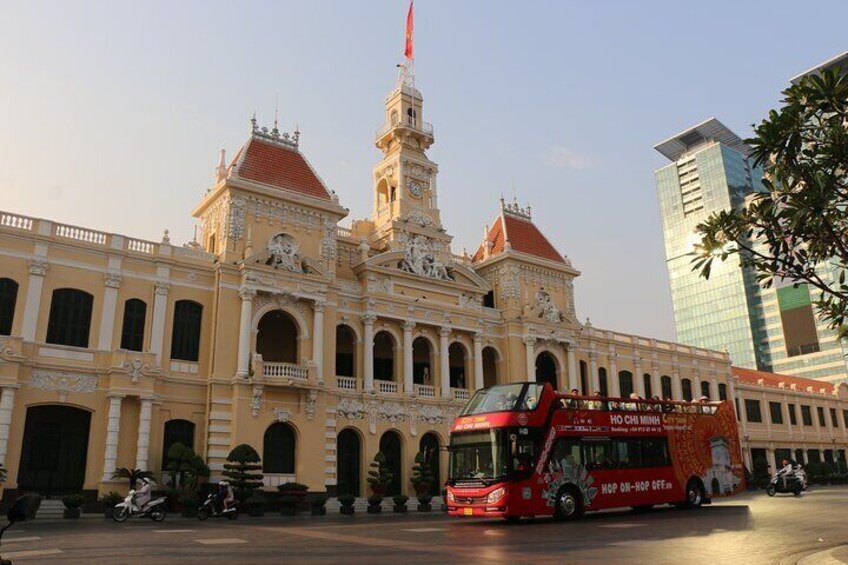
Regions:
[[399, 234, 453, 280], [527, 288, 562, 323], [266, 233, 303, 272]]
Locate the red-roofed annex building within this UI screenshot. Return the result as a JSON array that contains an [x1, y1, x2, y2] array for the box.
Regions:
[[0, 58, 846, 506]]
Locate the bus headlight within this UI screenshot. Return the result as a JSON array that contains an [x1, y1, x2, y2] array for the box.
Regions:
[[447, 491, 455, 503], [486, 487, 506, 503]]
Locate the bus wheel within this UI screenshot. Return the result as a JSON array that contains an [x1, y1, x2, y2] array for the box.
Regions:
[[554, 486, 583, 521], [684, 479, 704, 509]]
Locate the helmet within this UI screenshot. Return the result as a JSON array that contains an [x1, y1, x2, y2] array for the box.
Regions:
[[142, 478, 151, 485], [219, 480, 228, 486]]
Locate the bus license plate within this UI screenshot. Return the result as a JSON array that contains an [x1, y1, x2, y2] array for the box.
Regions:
[[463, 507, 473, 516]]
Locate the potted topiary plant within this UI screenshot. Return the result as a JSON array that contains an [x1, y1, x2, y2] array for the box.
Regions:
[[179, 491, 199, 518], [367, 494, 383, 514], [392, 494, 408, 513], [62, 493, 85, 519], [246, 491, 266, 517], [366, 452, 392, 497], [100, 491, 123, 519], [277, 482, 308, 516], [417, 493, 433, 512], [410, 451, 433, 497], [310, 493, 327, 516], [338, 494, 355, 515], [222, 444, 264, 503]]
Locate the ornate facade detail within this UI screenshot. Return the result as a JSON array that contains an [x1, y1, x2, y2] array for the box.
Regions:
[[408, 403, 418, 437], [304, 389, 318, 421], [399, 234, 452, 280], [29, 371, 97, 401], [403, 207, 433, 227], [367, 275, 391, 293], [266, 233, 304, 273], [123, 358, 150, 384], [239, 287, 257, 301], [459, 293, 481, 310], [321, 219, 337, 261], [273, 407, 292, 423], [419, 404, 447, 425], [251, 116, 300, 148], [28, 259, 48, 277], [378, 402, 406, 423], [154, 281, 171, 296], [250, 384, 263, 417], [337, 398, 365, 420], [104, 271, 122, 288], [367, 399, 378, 434], [498, 265, 520, 300], [228, 195, 246, 240], [526, 288, 562, 323]]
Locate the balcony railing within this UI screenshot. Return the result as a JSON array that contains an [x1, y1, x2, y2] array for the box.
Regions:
[[264, 362, 308, 381], [452, 388, 470, 401], [414, 384, 436, 398], [377, 380, 398, 394], [336, 376, 358, 391], [375, 119, 434, 141]]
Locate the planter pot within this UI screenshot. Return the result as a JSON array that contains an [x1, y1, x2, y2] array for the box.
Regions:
[[280, 506, 298, 516], [311, 507, 326, 516], [366, 505, 382, 514], [393, 505, 407, 513], [417, 503, 432, 512], [340, 506, 355, 515], [63, 508, 81, 519]]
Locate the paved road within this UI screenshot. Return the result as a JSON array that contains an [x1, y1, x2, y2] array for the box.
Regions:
[[4, 487, 848, 564]]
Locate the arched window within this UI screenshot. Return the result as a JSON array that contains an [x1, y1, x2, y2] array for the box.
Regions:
[[661, 375, 673, 399], [161, 419, 195, 465], [449, 342, 468, 388], [373, 331, 395, 381], [380, 431, 403, 496], [412, 337, 432, 386], [120, 299, 147, 351], [263, 422, 296, 474], [257, 310, 298, 363], [643, 374, 653, 399], [682, 378, 693, 401], [420, 433, 441, 493], [337, 429, 361, 496], [0, 278, 18, 336], [335, 325, 355, 377], [718, 383, 728, 400], [482, 291, 495, 308], [170, 300, 202, 361], [535, 352, 557, 389], [618, 371, 634, 398], [46, 288, 94, 347], [579, 361, 589, 395], [598, 367, 609, 397], [482, 347, 498, 389], [700, 381, 711, 399]]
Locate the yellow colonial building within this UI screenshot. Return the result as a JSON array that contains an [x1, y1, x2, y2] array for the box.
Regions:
[[1, 65, 846, 503]]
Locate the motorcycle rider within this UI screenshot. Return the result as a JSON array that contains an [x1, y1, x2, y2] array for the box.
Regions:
[[216, 480, 235, 513], [777, 458, 795, 491], [135, 478, 152, 512]]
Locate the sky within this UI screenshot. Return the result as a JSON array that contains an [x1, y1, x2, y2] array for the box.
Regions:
[[1, 1, 845, 343]]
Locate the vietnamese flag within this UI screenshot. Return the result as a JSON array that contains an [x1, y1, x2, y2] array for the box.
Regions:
[[404, 2, 414, 59]]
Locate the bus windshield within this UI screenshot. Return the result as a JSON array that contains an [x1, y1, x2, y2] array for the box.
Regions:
[[460, 383, 543, 416], [448, 430, 509, 481]]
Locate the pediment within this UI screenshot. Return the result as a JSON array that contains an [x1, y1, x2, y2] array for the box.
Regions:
[[356, 250, 490, 294]]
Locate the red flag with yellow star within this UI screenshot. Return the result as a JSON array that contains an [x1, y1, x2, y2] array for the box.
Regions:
[[404, 2, 414, 59]]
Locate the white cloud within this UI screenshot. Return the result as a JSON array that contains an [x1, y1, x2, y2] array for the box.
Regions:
[[543, 146, 593, 169]]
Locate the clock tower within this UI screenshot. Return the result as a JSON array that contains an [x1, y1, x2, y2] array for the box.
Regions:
[[369, 60, 449, 254]]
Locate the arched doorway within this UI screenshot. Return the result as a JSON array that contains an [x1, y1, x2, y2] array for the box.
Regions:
[[18, 405, 91, 497], [419, 433, 441, 494], [373, 331, 395, 381], [337, 429, 361, 496], [263, 422, 296, 474], [535, 351, 557, 389], [412, 337, 432, 386], [482, 347, 498, 389], [379, 431, 403, 496], [335, 325, 356, 378], [449, 342, 468, 389], [256, 310, 298, 363]]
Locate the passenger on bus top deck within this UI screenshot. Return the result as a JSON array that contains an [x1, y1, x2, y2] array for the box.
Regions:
[[590, 390, 606, 411], [567, 388, 580, 409], [522, 394, 538, 411]]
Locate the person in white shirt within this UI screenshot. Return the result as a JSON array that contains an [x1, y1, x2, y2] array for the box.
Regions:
[[777, 458, 794, 490]]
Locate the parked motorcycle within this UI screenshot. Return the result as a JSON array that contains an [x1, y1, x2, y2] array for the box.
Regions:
[[766, 473, 804, 497], [197, 494, 238, 521], [113, 489, 168, 522]]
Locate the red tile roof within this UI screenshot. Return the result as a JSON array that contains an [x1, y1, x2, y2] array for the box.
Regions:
[[732, 366, 835, 394], [473, 212, 565, 264], [234, 137, 331, 201]]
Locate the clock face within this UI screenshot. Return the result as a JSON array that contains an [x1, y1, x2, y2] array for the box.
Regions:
[[407, 178, 424, 198]]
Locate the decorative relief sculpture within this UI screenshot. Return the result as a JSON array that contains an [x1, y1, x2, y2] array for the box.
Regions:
[[123, 358, 150, 384], [420, 404, 447, 425], [266, 233, 304, 272], [498, 265, 520, 300], [28, 259, 48, 277], [378, 402, 406, 423], [250, 385, 263, 417], [403, 207, 433, 227], [29, 371, 97, 402], [304, 389, 318, 421], [273, 407, 292, 423], [408, 404, 418, 437], [321, 219, 337, 261], [228, 196, 246, 241], [367, 399, 378, 434], [399, 235, 453, 281], [104, 272, 122, 289], [526, 288, 563, 323], [337, 398, 365, 420]]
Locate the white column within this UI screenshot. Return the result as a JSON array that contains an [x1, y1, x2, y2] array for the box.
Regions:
[[651, 364, 661, 399], [0, 386, 18, 466], [524, 336, 536, 381], [609, 349, 620, 397], [672, 363, 683, 400], [566, 343, 578, 392], [236, 288, 255, 378], [403, 321, 415, 394], [440, 327, 451, 398], [363, 314, 376, 392], [149, 281, 170, 365], [97, 272, 121, 350], [135, 397, 153, 470], [473, 332, 484, 391], [101, 394, 124, 482], [589, 351, 600, 392], [634, 356, 645, 397], [21, 260, 48, 342], [312, 300, 326, 383]]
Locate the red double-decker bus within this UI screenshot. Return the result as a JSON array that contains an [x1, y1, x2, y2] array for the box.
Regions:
[[446, 382, 744, 521]]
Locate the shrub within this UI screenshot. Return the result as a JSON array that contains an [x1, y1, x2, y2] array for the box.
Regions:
[[246, 492, 266, 508], [178, 491, 199, 510], [112, 467, 155, 491], [277, 482, 309, 493], [411, 451, 434, 496], [100, 491, 123, 509], [367, 452, 393, 495], [62, 494, 85, 509], [311, 494, 328, 508], [417, 494, 433, 505], [165, 442, 210, 491], [392, 494, 408, 506], [367, 494, 383, 506], [337, 494, 356, 507], [222, 444, 264, 499]]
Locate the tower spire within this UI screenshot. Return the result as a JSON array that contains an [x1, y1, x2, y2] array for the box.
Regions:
[[397, 1, 415, 89]]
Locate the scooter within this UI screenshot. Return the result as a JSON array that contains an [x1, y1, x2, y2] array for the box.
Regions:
[[113, 490, 168, 522], [0, 493, 41, 565], [766, 473, 804, 497], [197, 494, 238, 521]]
